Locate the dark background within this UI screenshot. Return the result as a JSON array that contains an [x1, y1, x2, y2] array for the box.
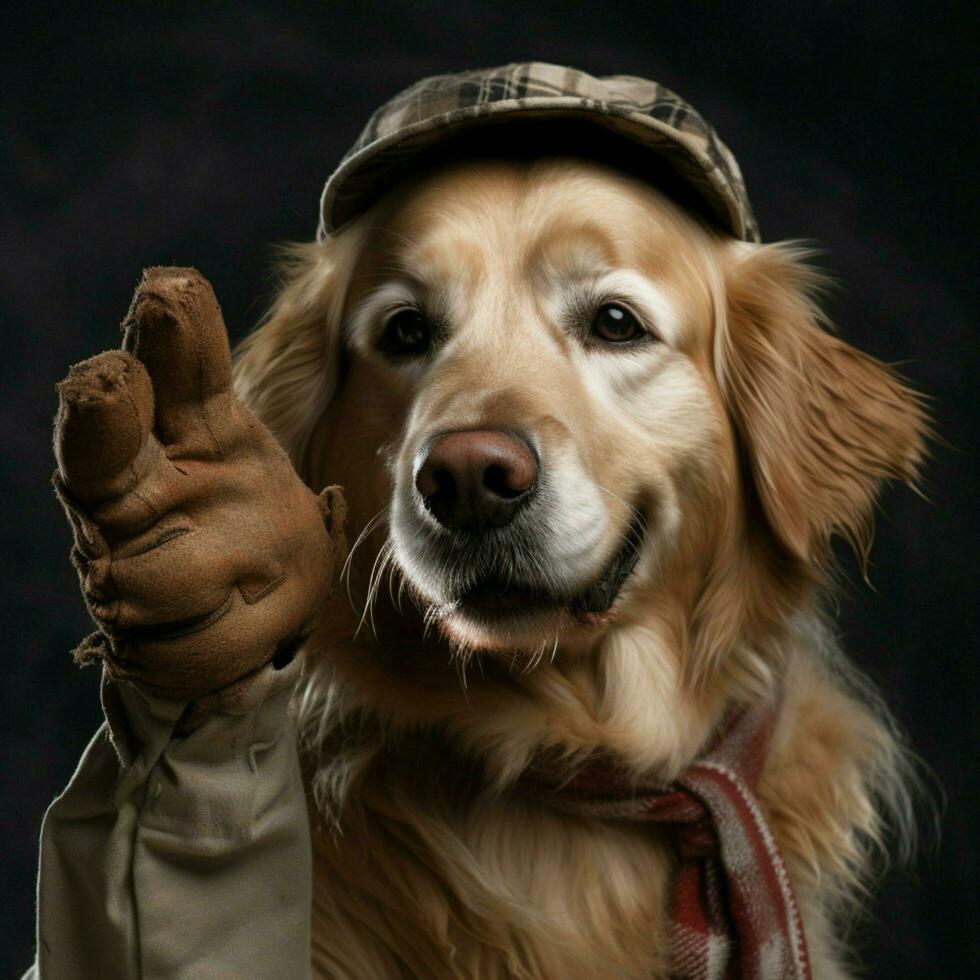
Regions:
[[3, 2, 977, 975]]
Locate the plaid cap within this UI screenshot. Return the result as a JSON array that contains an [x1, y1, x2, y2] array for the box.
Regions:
[[319, 62, 760, 242]]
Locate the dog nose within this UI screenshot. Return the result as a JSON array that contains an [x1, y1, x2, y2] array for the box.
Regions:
[[416, 430, 537, 529]]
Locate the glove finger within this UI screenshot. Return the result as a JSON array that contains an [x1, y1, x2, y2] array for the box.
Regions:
[[121, 266, 237, 457], [54, 351, 155, 505], [316, 484, 348, 565]]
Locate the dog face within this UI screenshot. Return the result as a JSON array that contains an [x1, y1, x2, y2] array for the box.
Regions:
[[331, 159, 730, 655], [237, 156, 926, 674]]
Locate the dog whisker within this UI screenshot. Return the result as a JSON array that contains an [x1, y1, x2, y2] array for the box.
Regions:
[[355, 536, 395, 639], [342, 507, 390, 609], [597, 485, 645, 541]]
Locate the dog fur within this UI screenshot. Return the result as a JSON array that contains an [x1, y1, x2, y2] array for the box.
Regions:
[[233, 157, 929, 979]]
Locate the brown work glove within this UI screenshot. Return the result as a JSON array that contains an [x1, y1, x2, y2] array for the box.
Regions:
[[52, 267, 346, 708]]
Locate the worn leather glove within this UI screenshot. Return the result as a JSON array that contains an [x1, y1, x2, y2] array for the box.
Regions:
[[53, 267, 346, 707]]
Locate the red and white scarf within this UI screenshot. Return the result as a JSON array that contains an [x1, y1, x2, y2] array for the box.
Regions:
[[518, 689, 811, 980]]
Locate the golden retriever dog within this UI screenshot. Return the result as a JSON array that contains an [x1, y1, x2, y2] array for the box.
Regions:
[[233, 155, 929, 978]]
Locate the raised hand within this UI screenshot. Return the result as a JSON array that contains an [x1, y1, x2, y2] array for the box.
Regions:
[[53, 267, 345, 704]]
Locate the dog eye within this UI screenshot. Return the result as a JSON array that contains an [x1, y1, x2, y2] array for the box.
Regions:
[[591, 304, 644, 344], [380, 309, 431, 357]]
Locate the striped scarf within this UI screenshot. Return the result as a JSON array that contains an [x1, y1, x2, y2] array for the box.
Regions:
[[518, 689, 811, 980]]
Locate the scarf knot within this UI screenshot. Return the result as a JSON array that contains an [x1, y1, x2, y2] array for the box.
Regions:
[[669, 808, 717, 859], [516, 689, 812, 980]]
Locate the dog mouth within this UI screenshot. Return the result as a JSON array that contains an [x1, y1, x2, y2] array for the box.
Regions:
[[454, 514, 645, 624]]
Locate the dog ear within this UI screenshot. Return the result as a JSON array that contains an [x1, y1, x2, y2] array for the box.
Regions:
[[233, 237, 359, 477], [716, 242, 930, 569]]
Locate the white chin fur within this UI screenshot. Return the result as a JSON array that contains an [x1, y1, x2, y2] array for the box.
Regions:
[[439, 605, 566, 655]]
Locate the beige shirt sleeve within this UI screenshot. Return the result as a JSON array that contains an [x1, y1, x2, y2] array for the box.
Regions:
[[26, 659, 312, 980]]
